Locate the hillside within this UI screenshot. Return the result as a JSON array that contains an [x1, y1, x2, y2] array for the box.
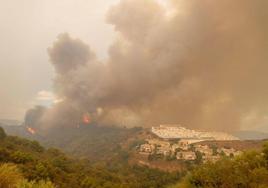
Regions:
[[2, 124, 263, 172], [2, 124, 147, 161], [0, 127, 182, 188], [2, 124, 268, 188], [0, 126, 123, 187], [196, 140, 265, 151]]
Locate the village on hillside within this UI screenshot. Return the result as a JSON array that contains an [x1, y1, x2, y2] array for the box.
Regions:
[[137, 125, 242, 163]]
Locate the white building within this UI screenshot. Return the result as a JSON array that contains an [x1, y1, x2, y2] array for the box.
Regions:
[[195, 144, 213, 156], [140, 144, 155, 154], [152, 125, 239, 140], [171, 144, 180, 152]]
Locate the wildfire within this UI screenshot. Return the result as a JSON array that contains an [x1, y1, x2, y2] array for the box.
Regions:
[[83, 113, 91, 124], [27, 127, 36, 135]]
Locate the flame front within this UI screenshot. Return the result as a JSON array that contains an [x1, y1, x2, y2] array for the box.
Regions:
[[83, 114, 91, 124], [27, 127, 36, 135]]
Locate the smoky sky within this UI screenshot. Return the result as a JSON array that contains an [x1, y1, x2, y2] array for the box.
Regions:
[[0, 0, 119, 120], [27, 0, 268, 132]]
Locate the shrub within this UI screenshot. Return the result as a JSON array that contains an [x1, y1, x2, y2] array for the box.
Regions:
[[10, 151, 34, 164], [17, 179, 55, 188], [174, 143, 268, 188], [0, 163, 23, 188], [0, 127, 7, 140]]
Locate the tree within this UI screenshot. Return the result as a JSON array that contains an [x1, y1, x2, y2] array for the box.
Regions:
[[263, 141, 268, 162], [194, 151, 203, 164], [174, 145, 268, 188], [0, 127, 7, 140], [211, 145, 218, 156]]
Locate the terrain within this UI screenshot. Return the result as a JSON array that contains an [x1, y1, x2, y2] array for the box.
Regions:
[[1, 124, 268, 188], [2, 124, 267, 171], [170, 142, 268, 188], [0, 126, 182, 188], [197, 140, 265, 152]]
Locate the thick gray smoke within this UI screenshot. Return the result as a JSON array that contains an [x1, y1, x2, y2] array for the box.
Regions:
[[33, 0, 268, 131], [24, 106, 47, 130]]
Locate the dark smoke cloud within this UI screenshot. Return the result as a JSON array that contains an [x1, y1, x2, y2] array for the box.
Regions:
[[48, 33, 95, 74], [30, 0, 268, 132]]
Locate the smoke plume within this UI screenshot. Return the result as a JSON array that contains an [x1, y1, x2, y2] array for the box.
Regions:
[[24, 106, 47, 130], [31, 0, 268, 131]]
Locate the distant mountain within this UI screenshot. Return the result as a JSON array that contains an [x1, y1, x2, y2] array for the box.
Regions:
[[258, 125, 268, 133], [0, 119, 21, 126], [234, 130, 268, 140]]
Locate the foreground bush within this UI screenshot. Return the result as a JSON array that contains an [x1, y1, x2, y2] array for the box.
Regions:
[[0, 163, 23, 188], [17, 179, 55, 188], [171, 142, 268, 188], [0, 163, 55, 188]]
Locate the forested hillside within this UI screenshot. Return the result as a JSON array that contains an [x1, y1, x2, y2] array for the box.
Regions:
[[2, 124, 142, 160], [3, 124, 268, 188], [0, 127, 181, 188]]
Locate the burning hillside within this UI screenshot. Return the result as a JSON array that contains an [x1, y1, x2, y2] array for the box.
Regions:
[[26, 127, 36, 135]]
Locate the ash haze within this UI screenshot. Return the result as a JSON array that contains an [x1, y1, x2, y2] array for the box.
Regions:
[[2, 0, 268, 132]]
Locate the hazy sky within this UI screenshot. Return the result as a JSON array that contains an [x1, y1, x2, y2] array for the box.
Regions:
[[0, 0, 119, 120]]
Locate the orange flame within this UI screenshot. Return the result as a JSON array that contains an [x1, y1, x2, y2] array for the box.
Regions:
[[27, 127, 36, 135], [83, 114, 91, 124]]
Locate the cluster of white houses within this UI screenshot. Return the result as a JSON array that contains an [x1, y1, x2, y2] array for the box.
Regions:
[[138, 125, 242, 162], [139, 139, 242, 162], [152, 125, 239, 141]]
